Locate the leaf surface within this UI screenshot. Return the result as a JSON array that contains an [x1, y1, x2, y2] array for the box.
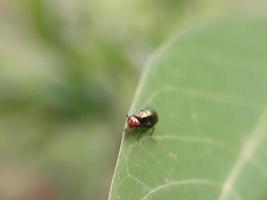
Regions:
[[109, 16, 267, 200]]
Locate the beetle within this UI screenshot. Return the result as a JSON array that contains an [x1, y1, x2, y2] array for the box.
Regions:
[[126, 108, 159, 135]]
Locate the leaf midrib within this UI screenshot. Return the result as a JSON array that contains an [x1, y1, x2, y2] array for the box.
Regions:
[[219, 105, 267, 200]]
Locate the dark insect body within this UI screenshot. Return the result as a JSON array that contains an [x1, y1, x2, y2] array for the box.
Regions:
[[126, 108, 158, 135]]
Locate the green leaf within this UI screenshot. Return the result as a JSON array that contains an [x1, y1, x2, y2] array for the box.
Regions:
[[109, 15, 267, 200]]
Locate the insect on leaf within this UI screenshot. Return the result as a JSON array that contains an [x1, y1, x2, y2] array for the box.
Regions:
[[109, 15, 267, 200]]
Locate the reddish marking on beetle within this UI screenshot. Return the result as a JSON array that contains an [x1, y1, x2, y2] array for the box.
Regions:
[[127, 115, 141, 128]]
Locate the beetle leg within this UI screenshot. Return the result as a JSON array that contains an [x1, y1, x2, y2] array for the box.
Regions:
[[149, 127, 155, 135]]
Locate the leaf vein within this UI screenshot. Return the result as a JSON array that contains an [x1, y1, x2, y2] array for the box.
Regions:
[[145, 85, 261, 108], [219, 105, 267, 200], [142, 179, 219, 200]]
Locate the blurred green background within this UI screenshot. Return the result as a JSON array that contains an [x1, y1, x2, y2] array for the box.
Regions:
[[0, 0, 234, 199]]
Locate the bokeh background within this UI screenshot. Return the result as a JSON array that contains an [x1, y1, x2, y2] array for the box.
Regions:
[[0, 0, 245, 199]]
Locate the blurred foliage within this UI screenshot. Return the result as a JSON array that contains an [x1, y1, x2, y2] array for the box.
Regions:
[[0, 0, 237, 199]]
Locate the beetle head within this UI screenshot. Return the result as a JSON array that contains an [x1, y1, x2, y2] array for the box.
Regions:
[[127, 115, 140, 128]]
